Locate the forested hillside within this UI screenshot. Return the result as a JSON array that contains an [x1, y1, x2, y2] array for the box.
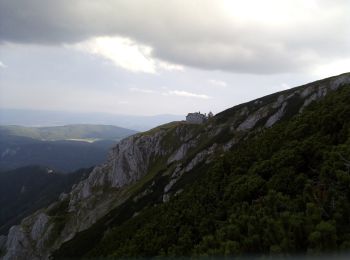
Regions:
[[84, 85, 350, 256], [0, 136, 112, 172], [0, 124, 137, 172], [0, 166, 91, 235]]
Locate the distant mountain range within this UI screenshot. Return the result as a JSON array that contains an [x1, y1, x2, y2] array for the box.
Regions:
[[0, 124, 137, 172], [0, 110, 184, 131], [0, 124, 137, 141]]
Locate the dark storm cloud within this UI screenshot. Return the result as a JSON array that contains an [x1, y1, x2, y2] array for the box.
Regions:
[[1, 0, 349, 74], [0, 0, 94, 43]]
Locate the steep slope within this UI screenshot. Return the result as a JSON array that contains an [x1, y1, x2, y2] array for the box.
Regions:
[[1, 73, 349, 259], [0, 166, 91, 236], [86, 79, 350, 257]]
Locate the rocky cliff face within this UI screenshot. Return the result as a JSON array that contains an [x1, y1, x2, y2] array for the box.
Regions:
[[2, 128, 181, 259], [2, 73, 349, 260]]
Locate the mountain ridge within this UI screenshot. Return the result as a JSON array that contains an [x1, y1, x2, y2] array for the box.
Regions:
[[0, 124, 138, 141], [1, 73, 349, 259], [0, 124, 137, 172], [0, 111, 184, 131]]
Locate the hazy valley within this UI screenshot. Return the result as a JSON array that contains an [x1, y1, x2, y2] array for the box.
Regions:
[[0, 124, 137, 172]]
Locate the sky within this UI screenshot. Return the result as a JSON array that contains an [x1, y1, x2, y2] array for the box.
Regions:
[[0, 0, 349, 116]]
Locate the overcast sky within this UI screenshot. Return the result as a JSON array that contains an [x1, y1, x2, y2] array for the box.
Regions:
[[0, 0, 349, 116]]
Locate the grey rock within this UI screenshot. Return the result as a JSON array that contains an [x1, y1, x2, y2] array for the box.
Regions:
[[174, 189, 183, 196], [273, 95, 285, 109], [164, 179, 177, 194], [300, 93, 318, 112], [237, 106, 270, 131], [185, 149, 208, 172], [239, 106, 249, 117], [30, 213, 48, 241], [162, 194, 170, 203], [167, 140, 196, 164], [265, 102, 287, 127], [171, 164, 183, 178], [4, 226, 34, 260], [133, 188, 153, 202], [222, 138, 236, 152], [300, 87, 314, 98], [331, 74, 350, 89], [2, 128, 174, 260]]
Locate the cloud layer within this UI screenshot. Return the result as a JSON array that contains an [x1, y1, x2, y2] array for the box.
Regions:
[[129, 87, 210, 99], [71, 36, 183, 73], [1, 0, 349, 74]]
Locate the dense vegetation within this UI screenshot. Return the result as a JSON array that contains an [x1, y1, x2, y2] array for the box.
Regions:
[[0, 166, 91, 235], [0, 135, 115, 172], [0, 124, 137, 172], [85, 86, 350, 257]]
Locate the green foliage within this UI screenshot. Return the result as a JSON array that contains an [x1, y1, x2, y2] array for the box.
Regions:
[[0, 124, 137, 172], [0, 166, 90, 235], [0, 135, 115, 172], [64, 86, 350, 257]]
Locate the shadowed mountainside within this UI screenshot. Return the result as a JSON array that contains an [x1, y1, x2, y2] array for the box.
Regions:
[[0, 124, 137, 172], [0, 166, 91, 236]]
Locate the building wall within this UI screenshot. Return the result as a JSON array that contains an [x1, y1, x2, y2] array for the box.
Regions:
[[186, 113, 206, 124]]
